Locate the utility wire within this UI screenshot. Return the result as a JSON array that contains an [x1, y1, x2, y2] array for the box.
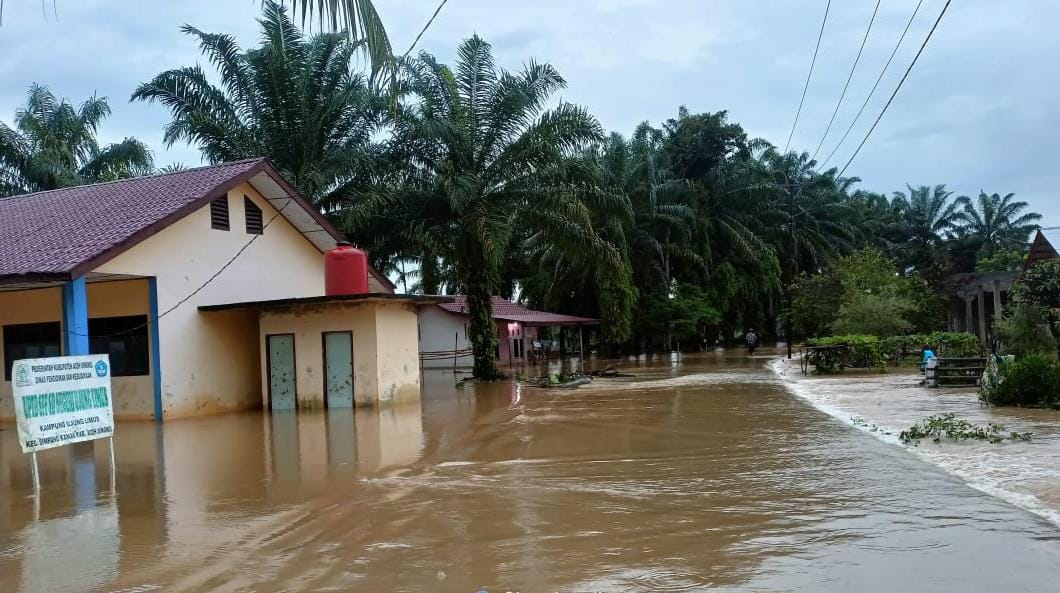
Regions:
[[402, 0, 449, 60], [810, 0, 881, 162], [820, 0, 926, 169], [63, 198, 295, 340], [837, 0, 953, 178], [783, 0, 832, 154]]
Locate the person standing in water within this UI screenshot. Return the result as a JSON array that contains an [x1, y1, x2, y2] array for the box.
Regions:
[[746, 328, 760, 357]]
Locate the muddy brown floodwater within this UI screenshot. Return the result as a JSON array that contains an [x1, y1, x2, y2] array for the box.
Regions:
[[1, 353, 1059, 593]]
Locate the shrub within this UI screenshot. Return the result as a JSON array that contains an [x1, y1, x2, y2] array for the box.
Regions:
[[994, 302, 1056, 357], [981, 354, 1060, 409], [806, 335, 885, 373], [878, 332, 980, 363]]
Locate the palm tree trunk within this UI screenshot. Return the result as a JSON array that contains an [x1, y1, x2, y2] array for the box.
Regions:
[[467, 277, 502, 379], [421, 247, 440, 295]]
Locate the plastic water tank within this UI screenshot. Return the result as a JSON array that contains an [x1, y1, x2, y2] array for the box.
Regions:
[[324, 241, 369, 295]]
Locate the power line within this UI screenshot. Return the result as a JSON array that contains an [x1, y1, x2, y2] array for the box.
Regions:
[[63, 198, 295, 340], [810, 0, 882, 162], [837, 0, 953, 179], [402, 0, 450, 60], [820, 0, 926, 169], [783, 0, 833, 154]]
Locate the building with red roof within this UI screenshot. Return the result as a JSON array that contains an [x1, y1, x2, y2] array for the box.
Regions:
[[1, 159, 438, 420], [419, 295, 597, 369]]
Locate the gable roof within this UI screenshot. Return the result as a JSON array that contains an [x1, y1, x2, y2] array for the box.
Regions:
[[1024, 229, 1059, 271], [438, 295, 598, 326], [0, 158, 394, 289]]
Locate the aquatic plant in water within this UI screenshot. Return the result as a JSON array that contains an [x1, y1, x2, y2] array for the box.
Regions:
[[899, 413, 1032, 445]]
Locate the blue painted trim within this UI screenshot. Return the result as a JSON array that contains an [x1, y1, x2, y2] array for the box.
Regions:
[[148, 277, 163, 422], [61, 277, 89, 355]]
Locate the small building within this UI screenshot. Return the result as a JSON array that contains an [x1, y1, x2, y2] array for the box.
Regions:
[[943, 230, 1060, 348], [418, 296, 598, 369], [0, 159, 440, 421]]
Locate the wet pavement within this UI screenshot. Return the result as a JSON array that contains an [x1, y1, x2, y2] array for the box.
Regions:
[[1, 353, 1058, 592]]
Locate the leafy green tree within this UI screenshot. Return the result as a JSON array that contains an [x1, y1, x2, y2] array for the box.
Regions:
[[667, 284, 721, 348], [1010, 260, 1060, 360], [955, 191, 1041, 258], [790, 271, 841, 339], [351, 36, 613, 378], [831, 249, 914, 337], [976, 248, 1026, 272], [132, 1, 386, 207], [994, 303, 1056, 358], [0, 85, 152, 196]]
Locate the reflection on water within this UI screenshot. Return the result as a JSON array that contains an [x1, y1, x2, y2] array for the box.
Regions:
[[0, 352, 1057, 593]]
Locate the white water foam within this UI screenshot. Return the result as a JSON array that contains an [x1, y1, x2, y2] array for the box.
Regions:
[[769, 358, 1060, 528]]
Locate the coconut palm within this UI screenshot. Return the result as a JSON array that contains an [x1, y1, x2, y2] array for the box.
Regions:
[[955, 191, 1042, 257], [0, 85, 152, 197], [131, 1, 386, 208], [348, 35, 615, 379]]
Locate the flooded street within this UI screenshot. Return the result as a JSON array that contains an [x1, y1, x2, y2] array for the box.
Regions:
[[2, 354, 1059, 592]]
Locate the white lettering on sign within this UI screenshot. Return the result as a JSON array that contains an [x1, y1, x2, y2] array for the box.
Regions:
[[13, 354, 115, 453]]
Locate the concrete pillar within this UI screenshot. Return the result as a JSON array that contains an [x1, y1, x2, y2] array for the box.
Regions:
[[965, 297, 974, 333], [148, 277, 164, 422], [62, 277, 90, 355], [992, 280, 1002, 319], [977, 284, 988, 348]]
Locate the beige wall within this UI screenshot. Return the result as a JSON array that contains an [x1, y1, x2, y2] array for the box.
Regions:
[[93, 183, 326, 418], [257, 301, 421, 409], [0, 279, 153, 420]]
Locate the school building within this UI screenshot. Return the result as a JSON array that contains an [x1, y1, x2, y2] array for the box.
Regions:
[[0, 159, 443, 421]]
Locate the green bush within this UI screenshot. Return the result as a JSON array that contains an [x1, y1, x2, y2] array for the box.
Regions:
[[994, 303, 1057, 357], [806, 335, 885, 373], [982, 354, 1060, 409], [877, 332, 980, 363]]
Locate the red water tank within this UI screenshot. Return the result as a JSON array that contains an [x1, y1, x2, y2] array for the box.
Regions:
[[324, 241, 370, 295]]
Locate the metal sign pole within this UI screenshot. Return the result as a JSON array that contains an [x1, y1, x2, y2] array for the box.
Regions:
[[108, 436, 117, 492], [30, 451, 40, 491]]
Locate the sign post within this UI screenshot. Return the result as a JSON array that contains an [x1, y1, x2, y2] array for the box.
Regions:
[[12, 354, 116, 493]]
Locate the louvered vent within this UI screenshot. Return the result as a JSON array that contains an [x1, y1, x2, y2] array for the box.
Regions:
[[245, 196, 263, 235], [210, 197, 230, 231]]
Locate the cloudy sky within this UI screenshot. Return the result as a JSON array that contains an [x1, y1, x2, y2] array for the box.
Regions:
[[1, 0, 1056, 224]]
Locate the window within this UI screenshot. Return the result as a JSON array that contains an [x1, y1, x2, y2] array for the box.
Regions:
[[210, 196, 230, 230], [3, 322, 61, 380], [89, 316, 150, 377], [244, 196, 263, 235]]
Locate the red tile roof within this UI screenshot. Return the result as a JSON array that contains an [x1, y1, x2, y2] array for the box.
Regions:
[[438, 296, 598, 326], [0, 159, 393, 290], [0, 159, 265, 280]]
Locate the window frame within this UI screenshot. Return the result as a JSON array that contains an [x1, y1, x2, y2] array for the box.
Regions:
[[3, 321, 62, 381], [88, 315, 151, 377]]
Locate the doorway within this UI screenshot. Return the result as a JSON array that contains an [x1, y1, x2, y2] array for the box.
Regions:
[[267, 333, 297, 410], [323, 331, 354, 408]]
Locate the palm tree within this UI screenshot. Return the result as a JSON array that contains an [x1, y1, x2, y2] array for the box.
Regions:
[[955, 191, 1041, 257], [889, 184, 960, 276], [348, 35, 613, 379], [132, 1, 386, 208], [282, 0, 392, 75], [0, 85, 153, 196]]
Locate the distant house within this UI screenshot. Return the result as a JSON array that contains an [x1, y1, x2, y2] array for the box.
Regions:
[[418, 296, 597, 368], [0, 159, 441, 421], [944, 229, 1059, 348]]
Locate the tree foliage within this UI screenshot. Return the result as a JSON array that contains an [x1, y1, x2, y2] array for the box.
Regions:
[[0, 85, 152, 196], [132, 1, 386, 207]]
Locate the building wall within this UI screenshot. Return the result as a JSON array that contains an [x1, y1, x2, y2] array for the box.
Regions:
[[417, 306, 472, 369], [374, 302, 422, 404], [0, 279, 154, 420], [92, 182, 331, 418], [258, 301, 422, 409]]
